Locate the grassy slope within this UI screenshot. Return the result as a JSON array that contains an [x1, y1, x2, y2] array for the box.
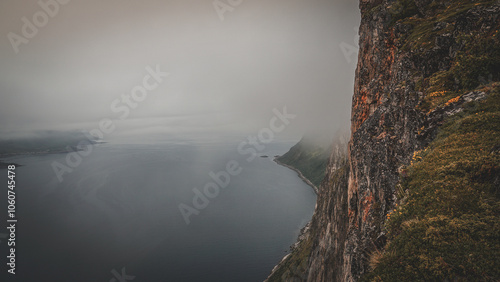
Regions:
[[365, 85, 500, 281], [266, 234, 315, 281], [276, 137, 331, 188], [364, 0, 500, 280]]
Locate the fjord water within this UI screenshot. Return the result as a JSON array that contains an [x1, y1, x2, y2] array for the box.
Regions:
[[0, 138, 316, 281]]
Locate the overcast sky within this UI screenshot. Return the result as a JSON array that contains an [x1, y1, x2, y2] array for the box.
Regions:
[[0, 0, 360, 141]]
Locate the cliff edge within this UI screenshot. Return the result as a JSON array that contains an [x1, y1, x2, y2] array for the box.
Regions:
[[268, 0, 499, 281]]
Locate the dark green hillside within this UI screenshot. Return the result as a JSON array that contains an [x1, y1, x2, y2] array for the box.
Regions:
[[276, 137, 331, 188]]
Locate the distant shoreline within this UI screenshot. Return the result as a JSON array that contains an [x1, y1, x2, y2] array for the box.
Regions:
[[0, 161, 21, 169], [0, 140, 107, 169], [274, 157, 319, 194], [0, 141, 107, 158], [266, 157, 317, 281], [0, 148, 78, 169], [0, 149, 72, 158]]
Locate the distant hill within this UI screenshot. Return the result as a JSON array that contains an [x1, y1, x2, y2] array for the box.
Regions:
[[276, 136, 332, 189], [0, 131, 99, 157]]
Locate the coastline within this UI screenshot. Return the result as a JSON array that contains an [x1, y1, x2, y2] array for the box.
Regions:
[[0, 140, 106, 169], [0, 160, 22, 169], [273, 157, 319, 194], [265, 221, 312, 281], [265, 157, 318, 281]]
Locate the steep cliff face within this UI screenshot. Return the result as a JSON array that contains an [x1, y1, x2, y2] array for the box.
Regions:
[[342, 1, 499, 280], [268, 0, 499, 281]]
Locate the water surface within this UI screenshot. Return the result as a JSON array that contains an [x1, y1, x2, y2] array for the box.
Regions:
[[0, 139, 316, 282]]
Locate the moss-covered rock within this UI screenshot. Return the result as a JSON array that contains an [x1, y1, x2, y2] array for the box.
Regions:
[[364, 85, 500, 281]]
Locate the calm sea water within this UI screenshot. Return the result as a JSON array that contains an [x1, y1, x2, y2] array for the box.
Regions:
[[0, 138, 316, 282]]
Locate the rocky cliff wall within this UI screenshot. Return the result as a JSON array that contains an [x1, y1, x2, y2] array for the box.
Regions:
[[268, 0, 499, 281]]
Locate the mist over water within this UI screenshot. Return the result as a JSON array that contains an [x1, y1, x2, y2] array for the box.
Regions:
[[0, 137, 316, 281], [0, 0, 360, 141], [1, 0, 360, 280]]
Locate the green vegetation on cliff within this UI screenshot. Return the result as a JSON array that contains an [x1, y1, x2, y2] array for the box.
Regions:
[[266, 233, 315, 282], [397, 0, 500, 113], [268, 1, 499, 280], [362, 0, 500, 280], [276, 137, 331, 188], [365, 84, 500, 281]]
